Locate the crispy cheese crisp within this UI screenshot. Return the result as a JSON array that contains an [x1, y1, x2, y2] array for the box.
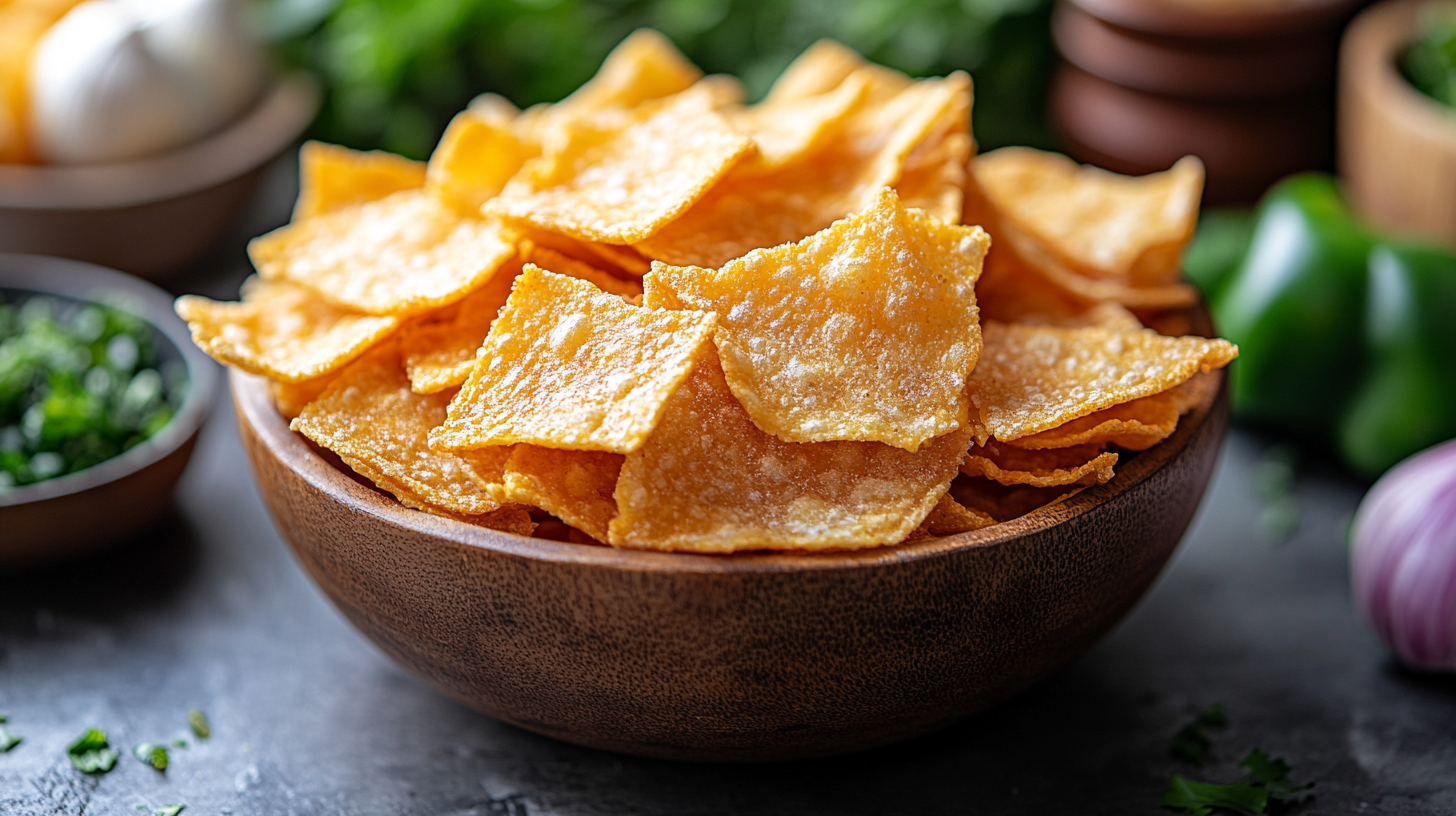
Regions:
[[969, 322, 1237, 443], [269, 373, 337, 420], [907, 492, 996, 540], [726, 70, 871, 171], [609, 347, 972, 552], [635, 71, 970, 269], [293, 141, 427, 221], [251, 189, 516, 316], [503, 445, 623, 542], [175, 278, 399, 383], [341, 454, 536, 533], [399, 256, 526, 394], [485, 84, 754, 245], [1008, 386, 1196, 451], [647, 188, 988, 451], [761, 39, 876, 101], [426, 110, 537, 212], [431, 266, 717, 454], [961, 441, 1119, 488], [291, 344, 514, 517]]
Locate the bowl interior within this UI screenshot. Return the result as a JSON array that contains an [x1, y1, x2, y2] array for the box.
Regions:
[[0, 254, 216, 506]]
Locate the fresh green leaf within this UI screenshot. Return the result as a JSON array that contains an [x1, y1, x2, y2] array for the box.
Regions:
[[1171, 723, 1212, 765], [172, 738, 188, 748], [1239, 748, 1314, 803], [1162, 774, 1268, 816], [132, 741, 169, 771], [155, 805, 186, 816], [66, 729, 119, 774], [0, 727, 21, 752], [186, 710, 210, 739]]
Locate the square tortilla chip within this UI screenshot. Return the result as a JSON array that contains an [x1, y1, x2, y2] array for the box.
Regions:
[[515, 225, 652, 276], [175, 277, 399, 383], [400, 256, 526, 394], [760, 39, 881, 102], [969, 322, 1236, 443], [251, 189, 516, 316], [906, 492, 997, 540], [293, 141, 426, 221], [503, 445, 623, 543], [609, 347, 972, 552], [646, 187, 988, 451], [431, 265, 717, 454], [524, 242, 643, 300], [268, 373, 337, 420], [485, 84, 754, 245], [291, 343, 513, 517], [961, 441, 1119, 487], [426, 110, 537, 212], [1007, 386, 1195, 451], [726, 70, 871, 171], [634, 71, 970, 269]]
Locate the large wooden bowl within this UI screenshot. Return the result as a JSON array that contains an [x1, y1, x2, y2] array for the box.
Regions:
[[234, 346, 1229, 762]]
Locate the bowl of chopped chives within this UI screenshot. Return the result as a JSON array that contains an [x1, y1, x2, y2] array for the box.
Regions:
[[0, 253, 216, 566]]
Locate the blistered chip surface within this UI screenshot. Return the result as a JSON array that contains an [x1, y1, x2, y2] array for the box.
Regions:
[[431, 266, 717, 454], [293, 141, 426, 221], [426, 111, 536, 212], [1008, 388, 1189, 451], [400, 256, 525, 394], [503, 445, 623, 542], [647, 188, 987, 450], [176, 278, 398, 383]]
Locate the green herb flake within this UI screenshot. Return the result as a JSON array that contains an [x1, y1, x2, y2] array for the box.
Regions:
[[132, 741, 169, 771], [1170, 704, 1227, 765], [172, 738, 188, 748], [66, 728, 119, 774], [186, 709, 210, 739], [155, 805, 186, 816], [1239, 748, 1315, 803], [1163, 774, 1268, 816], [0, 727, 21, 752]]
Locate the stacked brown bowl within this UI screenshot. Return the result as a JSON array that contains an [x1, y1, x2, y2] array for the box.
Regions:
[[1050, 0, 1367, 203]]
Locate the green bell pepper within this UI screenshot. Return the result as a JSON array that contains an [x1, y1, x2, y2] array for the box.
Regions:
[[1339, 243, 1456, 477], [1212, 174, 1374, 438]]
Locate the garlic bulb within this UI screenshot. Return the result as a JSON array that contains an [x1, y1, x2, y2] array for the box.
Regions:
[[1350, 439, 1456, 671], [28, 0, 265, 164]]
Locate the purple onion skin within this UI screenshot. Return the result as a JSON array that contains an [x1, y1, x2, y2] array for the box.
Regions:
[[1351, 439, 1456, 671]]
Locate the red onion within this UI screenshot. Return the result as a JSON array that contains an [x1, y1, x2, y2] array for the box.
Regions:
[[1350, 439, 1456, 671]]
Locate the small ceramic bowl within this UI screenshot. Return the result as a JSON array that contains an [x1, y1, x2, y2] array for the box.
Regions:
[[233, 306, 1230, 762], [0, 253, 217, 567], [0, 76, 318, 280]]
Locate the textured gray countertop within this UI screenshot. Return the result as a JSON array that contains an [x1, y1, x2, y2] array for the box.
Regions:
[[1, 158, 1453, 816]]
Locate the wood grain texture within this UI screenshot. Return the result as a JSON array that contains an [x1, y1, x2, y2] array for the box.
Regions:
[[1341, 0, 1456, 249], [234, 349, 1228, 761]]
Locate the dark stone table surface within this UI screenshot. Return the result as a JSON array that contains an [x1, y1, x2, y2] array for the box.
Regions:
[[2, 158, 1454, 816]]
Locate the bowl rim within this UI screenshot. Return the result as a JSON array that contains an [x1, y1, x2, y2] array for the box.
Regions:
[[1344, 0, 1456, 139], [233, 356, 1226, 576], [0, 253, 218, 507], [0, 74, 319, 211]]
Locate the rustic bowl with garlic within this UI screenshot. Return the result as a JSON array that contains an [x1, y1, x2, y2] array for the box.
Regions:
[[0, 0, 318, 278]]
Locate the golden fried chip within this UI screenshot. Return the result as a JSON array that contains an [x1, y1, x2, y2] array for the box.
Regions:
[[761, 40, 875, 102], [635, 71, 970, 269], [1008, 387, 1191, 451], [293, 141, 427, 221], [890, 74, 972, 225], [341, 454, 536, 533], [503, 445, 623, 542], [399, 256, 526, 394], [726, 70, 871, 171], [969, 322, 1237, 443], [268, 373, 337, 420], [995, 221, 1200, 309], [609, 347, 972, 552], [949, 476, 1084, 523], [426, 110, 537, 212], [515, 225, 653, 276], [291, 344, 513, 516], [431, 266, 718, 454], [252, 189, 516, 316], [524, 243, 643, 300], [961, 441, 1118, 488], [907, 492, 996, 540], [485, 84, 754, 245], [176, 278, 399, 383], [646, 188, 988, 451]]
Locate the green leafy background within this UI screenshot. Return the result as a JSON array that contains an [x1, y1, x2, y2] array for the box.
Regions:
[[257, 0, 1055, 160]]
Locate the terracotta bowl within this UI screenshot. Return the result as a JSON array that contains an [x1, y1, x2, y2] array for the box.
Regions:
[[0, 76, 318, 280], [234, 327, 1229, 762], [0, 254, 217, 567]]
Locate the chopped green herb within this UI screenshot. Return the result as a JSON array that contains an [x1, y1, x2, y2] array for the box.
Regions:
[[172, 738, 188, 748], [1196, 704, 1227, 729], [0, 727, 21, 752], [155, 805, 186, 816], [132, 742, 169, 771], [1170, 704, 1227, 765], [1239, 749, 1314, 803], [66, 729, 119, 774], [0, 713, 7, 722], [0, 294, 185, 492], [186, 710, 210, 739], [1163, 774, 1268, 816]]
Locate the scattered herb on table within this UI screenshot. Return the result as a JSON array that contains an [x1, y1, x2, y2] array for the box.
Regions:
[[1164, 749, 1314, 815], [66, 728, 119, 774], [155, 805, 186, 816], [1239, 748, 1315, 804], [172, 738, 188, 748], [1170, 703, 1227, 765], [133, 741, 169, 771], [0, 294, 187, 491], [186, 709, 210, 739], [0, 726, 21, 752]]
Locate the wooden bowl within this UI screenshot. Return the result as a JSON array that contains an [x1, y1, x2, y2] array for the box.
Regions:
[[234, 331, 1229, 762], [1340, 0, 1456, 247], [0, 76, 318, 280], [0, 254, 217, 567]]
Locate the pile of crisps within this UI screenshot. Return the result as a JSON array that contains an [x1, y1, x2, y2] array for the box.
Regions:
[[177, 31, 1237, 554]]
